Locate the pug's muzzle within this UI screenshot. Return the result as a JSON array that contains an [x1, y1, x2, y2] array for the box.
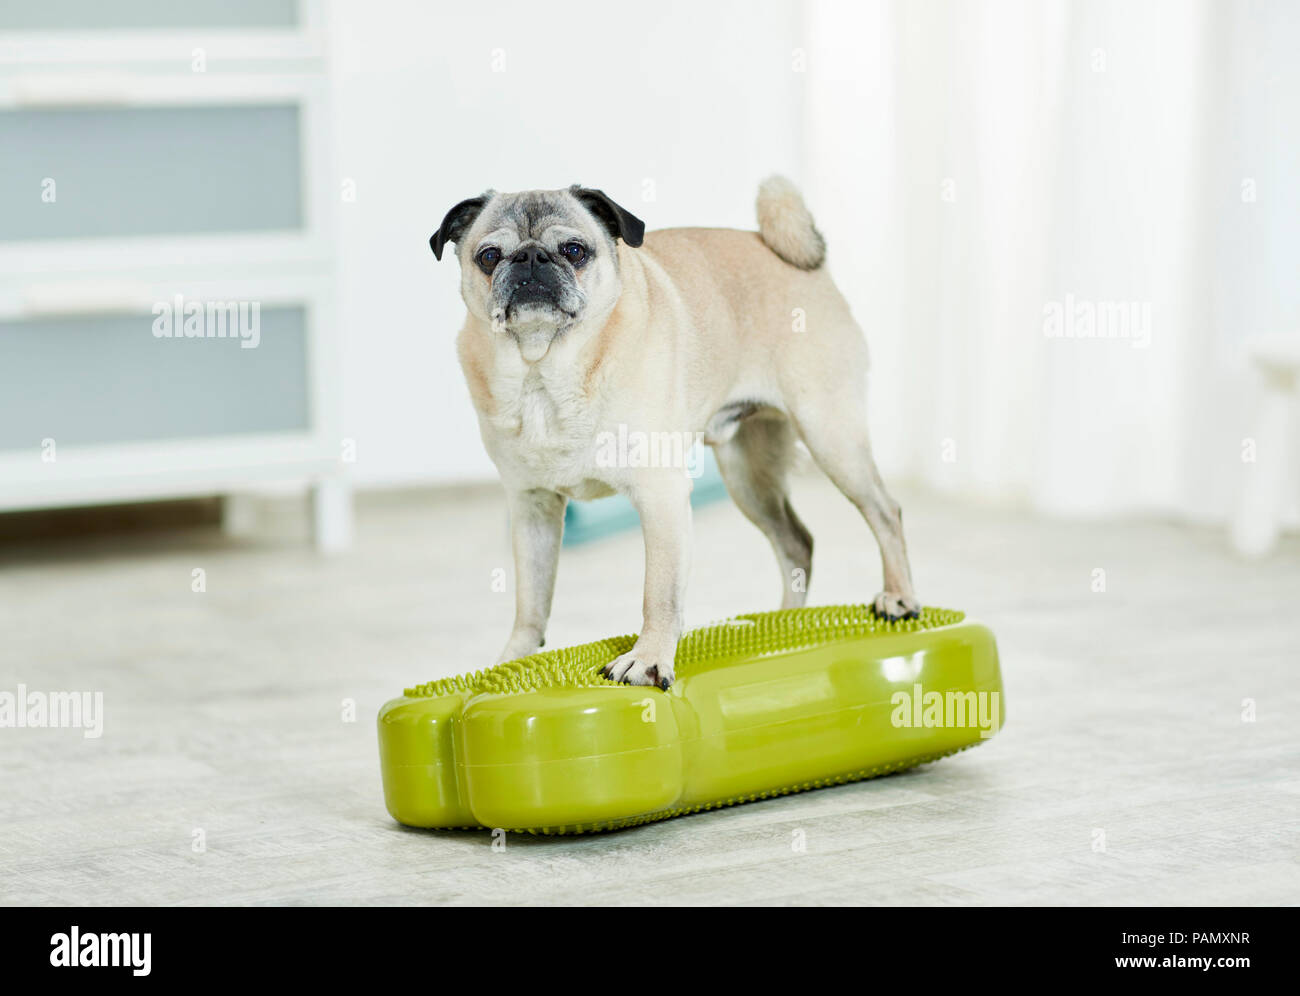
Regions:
[[494, 244, 576, 320]]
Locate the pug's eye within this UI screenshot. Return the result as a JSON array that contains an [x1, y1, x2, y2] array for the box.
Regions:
[[476, 247, 502, 274], [560, 242, 588, 266]]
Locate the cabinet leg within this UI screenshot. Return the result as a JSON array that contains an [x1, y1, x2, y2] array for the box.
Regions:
[[312, 477, 353, 553], [1230, 383, 1293, 557], [222, 493, 259, 539]]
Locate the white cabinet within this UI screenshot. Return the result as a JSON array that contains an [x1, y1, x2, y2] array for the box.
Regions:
[[0, 0, 349, 550]]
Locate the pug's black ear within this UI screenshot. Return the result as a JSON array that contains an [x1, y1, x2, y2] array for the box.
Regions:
[[430, 192, 493, 260], [570, 186, 645, 248]]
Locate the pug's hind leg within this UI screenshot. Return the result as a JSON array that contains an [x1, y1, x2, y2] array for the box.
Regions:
[[713, 414, 813, 610], [792, 404, 920, 621]]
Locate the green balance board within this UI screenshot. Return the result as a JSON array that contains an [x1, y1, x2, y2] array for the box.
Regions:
[[377, 605, 1003, 834]]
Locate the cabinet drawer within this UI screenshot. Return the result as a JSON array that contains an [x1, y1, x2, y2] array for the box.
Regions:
[[0, 104, 302, 242], [0, 0, 299, 32], [0, 305, 310, 450]]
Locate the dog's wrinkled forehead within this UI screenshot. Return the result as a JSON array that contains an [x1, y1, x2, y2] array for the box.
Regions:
[[472, 190, 604, 248], [430, 185, 644, 261]]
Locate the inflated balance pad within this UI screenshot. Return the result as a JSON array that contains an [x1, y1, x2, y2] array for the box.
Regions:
[[378, 605, 1003, 834]]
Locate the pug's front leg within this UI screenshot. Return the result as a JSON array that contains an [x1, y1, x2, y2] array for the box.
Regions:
[[497, 488, 567, 664], [603, 481, 692, 689]]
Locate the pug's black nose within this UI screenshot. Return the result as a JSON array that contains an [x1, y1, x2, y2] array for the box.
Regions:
[[511, 246, 552, 267]]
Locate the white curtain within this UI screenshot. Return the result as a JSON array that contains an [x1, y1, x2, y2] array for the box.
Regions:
[[804, 0, 1300, 525]]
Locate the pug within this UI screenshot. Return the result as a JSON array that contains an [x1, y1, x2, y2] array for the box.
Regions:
[[430, 177, 920, 688]]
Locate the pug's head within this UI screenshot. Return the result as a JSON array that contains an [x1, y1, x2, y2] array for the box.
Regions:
[[430, 186, 645, 362]]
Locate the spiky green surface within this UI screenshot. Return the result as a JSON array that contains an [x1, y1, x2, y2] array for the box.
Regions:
[[405, 604, 964, 699]]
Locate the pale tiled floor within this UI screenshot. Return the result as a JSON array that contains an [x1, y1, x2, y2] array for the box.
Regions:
[[1, 476, 1297, 906]]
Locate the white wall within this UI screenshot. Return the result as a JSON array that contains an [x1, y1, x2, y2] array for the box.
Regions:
[[330, 0, 805, 486], [807, 0, 1300, 525]]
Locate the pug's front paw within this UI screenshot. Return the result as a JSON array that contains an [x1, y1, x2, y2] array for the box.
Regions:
[[602, 644, 676, 690], [872, 591, 922, 621]]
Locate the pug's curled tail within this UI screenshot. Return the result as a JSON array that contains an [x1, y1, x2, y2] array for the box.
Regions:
[[756, 175, 826, 270]]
